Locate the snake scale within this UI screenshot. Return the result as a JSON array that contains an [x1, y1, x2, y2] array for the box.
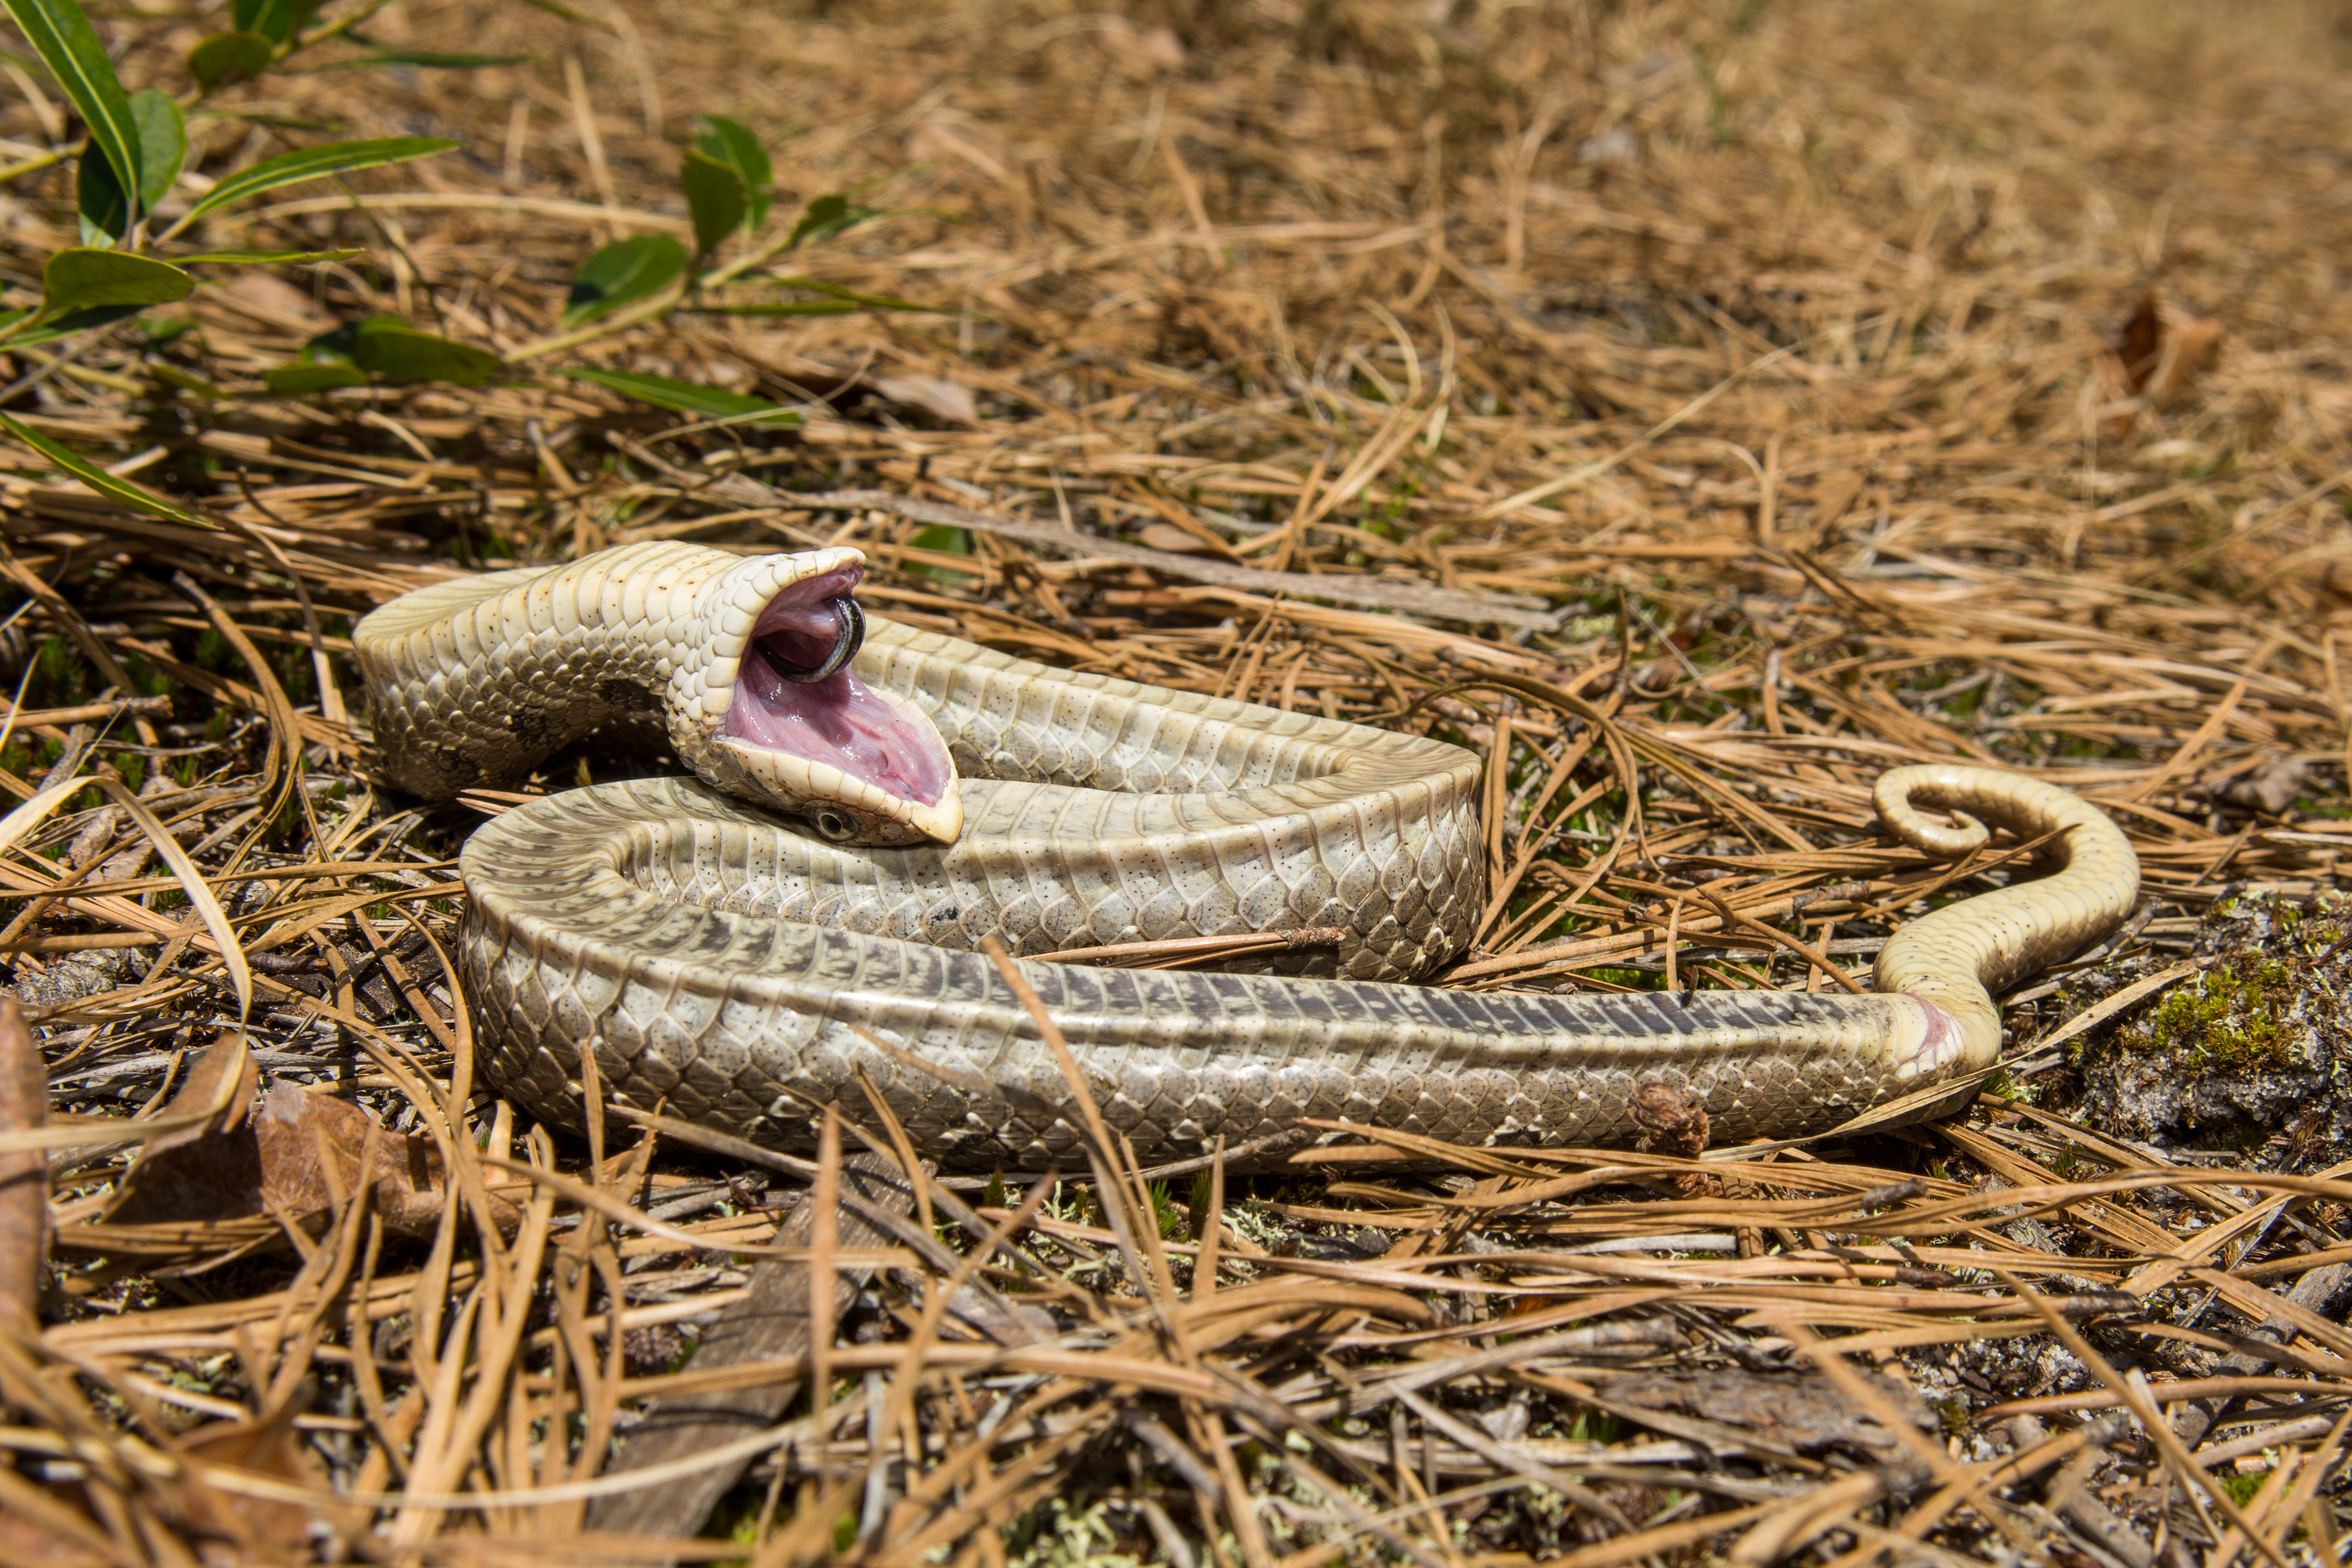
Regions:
[[355, 541, 2140, 1168]]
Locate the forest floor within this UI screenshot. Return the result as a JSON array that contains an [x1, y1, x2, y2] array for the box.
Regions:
[[4, 0, 2352, 1562]]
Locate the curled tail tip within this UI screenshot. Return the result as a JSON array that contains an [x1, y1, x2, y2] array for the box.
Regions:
[[1874, 763, 2129, 860]]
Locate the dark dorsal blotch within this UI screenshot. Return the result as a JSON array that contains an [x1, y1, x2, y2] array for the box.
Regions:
[[596, 679, 654, 711], [431, 744, 481, 787]]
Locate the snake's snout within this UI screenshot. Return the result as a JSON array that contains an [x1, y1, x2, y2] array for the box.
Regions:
[[673, 548, 963, 846]]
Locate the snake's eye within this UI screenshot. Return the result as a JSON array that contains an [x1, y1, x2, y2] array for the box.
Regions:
[[811, 809, 856, 842]]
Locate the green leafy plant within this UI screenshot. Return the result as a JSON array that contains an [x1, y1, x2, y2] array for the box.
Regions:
[[563, 233, 687, 327], [0, 0, 947, 501], [0, 0, 455, 367], [559, 367, 798, 428], [504, 114, 940, 418]]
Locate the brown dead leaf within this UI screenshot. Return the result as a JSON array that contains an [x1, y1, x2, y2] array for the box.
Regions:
[[175, 1399, 351, 1565], [2108, 287, 2225, 430], [254, 1082, 483, 1233], [2114, 288, 2164, 396], [2145, 312, 2225, 401], [2216, 756, 2310, 816], [0, 995, 45, 1334], [874, 373, 982, 427], [1609, 1366, 1934, 1460], [99, 1036, 260, 1227], [0, 1460, 124, 1568], [0, 1502, 118, 1568], [103, 1040, 508, 1237]]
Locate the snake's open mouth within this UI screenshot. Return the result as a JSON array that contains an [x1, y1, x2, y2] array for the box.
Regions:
[[720, 563, 958, 840]]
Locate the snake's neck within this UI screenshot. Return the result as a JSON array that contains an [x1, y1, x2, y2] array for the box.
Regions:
[[356, 548, 697, 798], [355, 543, 957, 840]]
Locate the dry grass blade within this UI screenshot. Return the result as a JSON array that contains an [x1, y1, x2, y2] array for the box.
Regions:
[[0, 998, 39, 1334]]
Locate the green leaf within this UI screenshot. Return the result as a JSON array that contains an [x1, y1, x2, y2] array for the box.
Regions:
[[785, 192, 885, 250], [349, 319, 500, 386], [71, 82, 176, 247], [230, 0, 302, 45], [0, 412, 208, 525], [262, 315, 497, 391], [75, 148, 128, 247], [693, 115, 770, 231], [188, 29, 277, 89], [176, 135, 458, 228], [3, 0, 144, 222], [563, 233, 685, 327], [561, 367, 798, 428], [41, 249, 193, 315], [680, 149, 747, 256], [264, 362, 365, 395], [289, 321, 363, 364], [314, 47, 528, 70], [910, 525, 972, 555], [5, 303, 145, 348], [176, 246, 361, 265], [130, 89, 186, 212], [262, 323, 361, 392]]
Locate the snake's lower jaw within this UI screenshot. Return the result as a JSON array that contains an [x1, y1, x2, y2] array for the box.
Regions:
[[705, 687, 963, 847], [685, 549, 964, 845]]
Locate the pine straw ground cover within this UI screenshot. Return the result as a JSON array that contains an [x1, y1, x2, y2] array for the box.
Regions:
[[3, 0, 2352, 1562]]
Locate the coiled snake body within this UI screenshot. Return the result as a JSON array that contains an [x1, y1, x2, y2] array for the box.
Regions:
[[356, 542, 2139, 1167]]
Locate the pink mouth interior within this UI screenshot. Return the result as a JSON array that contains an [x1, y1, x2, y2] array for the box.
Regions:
[[722, 565, 953, 808]]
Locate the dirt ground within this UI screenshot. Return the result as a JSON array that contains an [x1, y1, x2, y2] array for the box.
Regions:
[[4, 0, 2352, 1562]]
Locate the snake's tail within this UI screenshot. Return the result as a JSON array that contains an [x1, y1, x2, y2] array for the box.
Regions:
[[1871, 763, 2139, 1068]]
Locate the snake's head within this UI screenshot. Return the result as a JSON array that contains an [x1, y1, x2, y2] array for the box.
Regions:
[[670, 548, 961, 845]]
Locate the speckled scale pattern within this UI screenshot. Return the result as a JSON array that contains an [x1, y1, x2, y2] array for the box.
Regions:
[[354, 543, 846, 801], [362, 544, 2143, 1168], [464, 776, 1938, 1167]]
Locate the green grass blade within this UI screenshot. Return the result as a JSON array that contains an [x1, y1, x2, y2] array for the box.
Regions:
[[2, 0, 143, 221], [176, 246, 362, 265], [173, 135, 458, 229], [561, 367, 798, 428], [3, 303, 144, 348], [0, 411, 209, 525]]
